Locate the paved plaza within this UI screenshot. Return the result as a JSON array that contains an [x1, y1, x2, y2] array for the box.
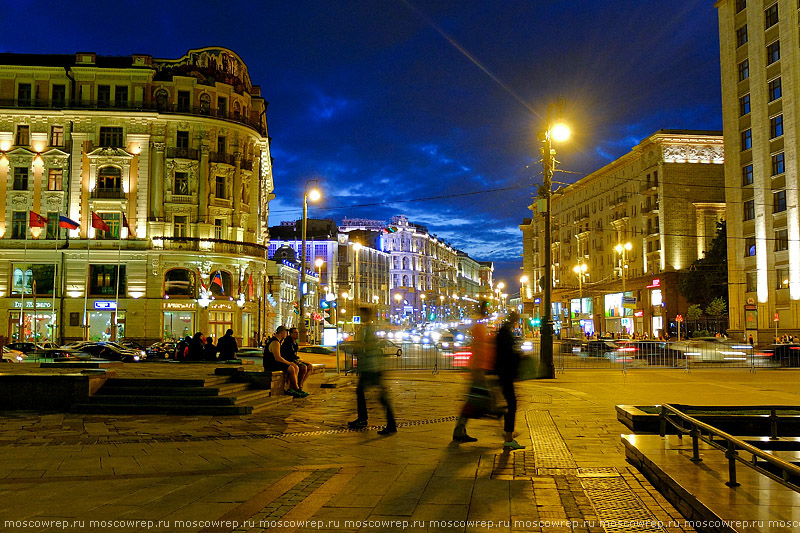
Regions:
[[2, 367, 800, 532]]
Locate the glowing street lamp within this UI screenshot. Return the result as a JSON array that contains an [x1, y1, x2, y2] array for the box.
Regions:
[[299, 180, 321, 342]]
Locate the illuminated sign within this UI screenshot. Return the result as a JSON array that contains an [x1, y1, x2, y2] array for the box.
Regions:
[[646, 279, 661, 288], [163, 301, 196, 311], [209, 301, 234, 310], [13, 301, 52, 309], [94, 301, 117, 310], [634, 310, 644, 317]]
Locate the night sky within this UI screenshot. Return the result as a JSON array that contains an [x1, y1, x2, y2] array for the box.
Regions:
[[2, 1, 722, 287]]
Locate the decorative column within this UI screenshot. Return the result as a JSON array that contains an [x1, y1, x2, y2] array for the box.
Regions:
[[150, 141, 165, 220], [198, 143, 210, 223]]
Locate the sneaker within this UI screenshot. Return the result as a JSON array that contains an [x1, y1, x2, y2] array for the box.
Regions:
[[348, 419, 368, 429], [503, 440, 525, 450], [297, 389, 309, 398], [285, 388, 303, 398], [453, 435, 478, 443], [377, 426, 397, 436]]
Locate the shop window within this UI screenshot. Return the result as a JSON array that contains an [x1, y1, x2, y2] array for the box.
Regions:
[[89, 264, 126, 296], [164, 268, 196, 297], [209, 270, 232, 297], [12, 264, 54, 295], [208, 311, 233, 342]]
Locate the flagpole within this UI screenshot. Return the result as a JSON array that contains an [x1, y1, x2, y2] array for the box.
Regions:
[[20, 219, 29, 341], [52, 212, 59, 343], [83, 220, 91, 341], [114, 211, 122, 340]]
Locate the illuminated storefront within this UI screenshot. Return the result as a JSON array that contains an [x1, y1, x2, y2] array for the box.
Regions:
[[604, 293, 634, 335]]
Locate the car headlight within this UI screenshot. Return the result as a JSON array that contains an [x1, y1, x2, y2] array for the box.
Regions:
[[441, 342, 450, 348], [133, 355, 141, 362], [16, 355, 23, 362]]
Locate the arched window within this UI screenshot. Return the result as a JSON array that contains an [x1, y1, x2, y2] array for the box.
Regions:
[[402, 275, 409, 287], [233, 101, 241, 119], [402, 257, 409, 270], [199, 94, 211, 115], [164, 268, 196, 298], [209, 270, 233, 297], [155, 89, 168, 111]]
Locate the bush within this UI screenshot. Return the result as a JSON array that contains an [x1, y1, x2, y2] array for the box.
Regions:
[[691, 330, 711, 338]]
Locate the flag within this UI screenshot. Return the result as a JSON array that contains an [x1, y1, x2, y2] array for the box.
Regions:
[[91, 212, 110, 232], [211, 271, 224, 294], [197, 268, 207, 292], [247, 273, 254, 299], [29, 211, 48, 228], [122, 213, 134, 238], [59, 215, 80, 230]]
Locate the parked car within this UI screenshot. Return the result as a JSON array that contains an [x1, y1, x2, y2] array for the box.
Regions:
[[78, 342, 141, 362], [298, 345, 334, 355], [120, 340, 144, 350], [1, 346, 26, 362], [5, 342, 39, 354], [146, 341, 177, 360], [29, 348, 92, 361]]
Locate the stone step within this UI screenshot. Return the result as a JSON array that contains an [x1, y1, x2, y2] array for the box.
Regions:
[[215, 382, 251, 395], [250, 395, 294, 414], [102, 378, 209, 388], [227, 389, 272, 404], [84, 395, 238, 406], [203, 376, 231, 387], [72, 403, 252, 415], [95, 386, 221, 397]]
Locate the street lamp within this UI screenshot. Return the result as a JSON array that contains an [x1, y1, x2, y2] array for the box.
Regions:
[[315, 258, 324, 342], [539, 98, 571, 379], [394, 292, 402, 323], [420, 293, 426, 322], [299, 180, 321, 343], [572, 263, 588, 337], [615, 241, 633, 335]]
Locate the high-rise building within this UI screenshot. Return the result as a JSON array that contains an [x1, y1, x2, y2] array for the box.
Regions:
[[521, 130, 725, 338], [717, 0, 799, 341], [0, 48, 273, 346]]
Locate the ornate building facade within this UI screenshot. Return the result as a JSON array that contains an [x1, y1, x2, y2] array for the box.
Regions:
[[520, 130, 725, 338], [0, 48, 273, 346]]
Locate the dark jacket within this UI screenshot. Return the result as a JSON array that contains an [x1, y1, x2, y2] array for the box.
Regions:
[[280, 337, 299, 362], [187, 336, 204, 361], [217, 333, 239, 361], [203, 341, 217, 361], [495, 323, 520, 382]]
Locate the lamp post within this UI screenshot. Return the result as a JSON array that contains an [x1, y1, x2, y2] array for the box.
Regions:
[[496, 282, 505, 315], [439, 294, 445, 323], [352, 242, 362, 328], [539, 98, 571, 379], [299, 180, 321, 343], [394, 292, 402, 324], [420, 293, 426, 322], [572, 263, 588, 337], [315, 258, 324, 343], [615, 241, 632, 334]]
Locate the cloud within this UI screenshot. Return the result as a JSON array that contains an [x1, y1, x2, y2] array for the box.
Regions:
[[309, 90, 351, 121]]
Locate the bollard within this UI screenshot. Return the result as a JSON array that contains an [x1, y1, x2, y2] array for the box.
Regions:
[[770, 409, 779, 440], [659, 408, 666, 437], [725, 441, 740, 487], [690, 426, 702, 462]]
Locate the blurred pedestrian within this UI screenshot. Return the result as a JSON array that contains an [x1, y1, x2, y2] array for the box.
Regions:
[[217, 328, 239, 361], [175, 336, 190, 361], [348, 307, 396, 435], [203, 336, 217, 361], [453, 301, 494, 443], [496, 311, 524, 450], [188, 332, 205, 361]]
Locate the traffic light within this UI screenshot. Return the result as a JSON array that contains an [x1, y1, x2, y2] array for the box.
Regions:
[[320, 300, 329, 309], [293, 301, 299, 314], [531, 317, 541, 327]]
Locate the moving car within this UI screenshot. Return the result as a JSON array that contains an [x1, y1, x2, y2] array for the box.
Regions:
[[1, 346, 26, 362], [610, 340, 684, 366], [298, 345, 334, 355], [378, 339, 402, 357], [670, 337, 752, 362], [78, 342, 142, 362]]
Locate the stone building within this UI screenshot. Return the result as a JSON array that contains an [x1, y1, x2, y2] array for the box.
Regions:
[[717, 0, 800, 341], [0, 48, 273, 346], [521, 130, 725, 338]]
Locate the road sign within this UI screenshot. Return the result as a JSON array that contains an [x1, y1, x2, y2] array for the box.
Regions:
[[353, 316, 361, 324], [774, 312, 780, 322], [304, 318, 310, 328], [676, 314, 683, 322], [622, 296, 637, 309]]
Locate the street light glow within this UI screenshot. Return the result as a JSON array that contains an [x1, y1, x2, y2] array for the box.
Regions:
[[308, 188, 321, 201], [520, 275, 528, 284], [550, 123, 571, 143], [315, 258, 324, 268]]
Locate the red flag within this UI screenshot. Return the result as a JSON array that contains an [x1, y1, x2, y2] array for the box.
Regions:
[[91, 212, 110, 232], [197, 268, 207, 292], [247, 273, 254, 299], [29, 211, 48, 228], [211, 271, 225, 294]]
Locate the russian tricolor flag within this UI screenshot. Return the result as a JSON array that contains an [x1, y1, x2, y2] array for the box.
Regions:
[[59, 215, 80, 230]]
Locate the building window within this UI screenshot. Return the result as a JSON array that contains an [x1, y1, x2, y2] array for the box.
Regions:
[[13, 167, 28, 190], [164, 268, 196, 297], [209, 270, 232, 297], [155, 89, 168, 111], [15, 125, 29, 146], [97, 85, 111, 107], [11, 264, 54, 295], [765, 4, 778, 28], [177, 91, 191, 111], [736, 25, 748, 47], [770, 114, 784, 138], [50, 125, 64, 147], [217, 136, 226, 154], [745, 236, 756, 257], [769, 77, 782, 101], [741, 129, 752, 150], [214, 219, 223, 239], [11, 211, 26, 239], [772, 152, 785, 175], [46, 212, 59, 240], [48, 168, 63, 191], [52, 84, 66, 107], [767, 40, 780, 64], [217, 96, 227, 118], [742, 164, 753, 185], [97, 212, 120, 240], [96, 166, 122, 198], [746, 271, 758, 292], [777, 267, 789, 289], [215, 175, 226, 199], [89, 265, 125, 296], [744, 199, 755, 221], [98, 127, 123, 148], [736, 0, 746, 12], [174, 172, 189, 195], [739, 94, 750, 116], [774, 190, 787, 213], [174, 215, 187, 238], [114, 86, 128, 107], [176, 131, 189, 149], [775, 228, 788, 251], [17, 83, 32, 106], [199, 94, 211, 115], [738, 59, 749, 81]]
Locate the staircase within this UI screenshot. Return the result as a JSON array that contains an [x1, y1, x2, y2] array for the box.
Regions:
[[72, 375, 290, 415]]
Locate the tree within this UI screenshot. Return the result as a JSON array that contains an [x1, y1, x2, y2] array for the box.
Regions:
[[686, 304, 703, 321], [705, 297, 727, 318], [678, 221, 728, 309]]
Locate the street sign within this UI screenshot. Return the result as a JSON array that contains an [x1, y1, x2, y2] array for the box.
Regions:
[[622, 296, 636, 309], [304, 318, 310, 328], [353, 316, 361, 324], [676, 314, 683, 322], [774, 312, 780, 322]]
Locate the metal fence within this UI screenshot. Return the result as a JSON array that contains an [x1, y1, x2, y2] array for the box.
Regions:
[[341, 342, 470, 373]]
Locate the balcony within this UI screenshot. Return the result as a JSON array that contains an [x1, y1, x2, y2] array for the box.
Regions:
[[91, 188, 125, 199], [0, 99, 267, 135], [152, 236, 267, 259], [170, 195, 193, 204], [209, 151, 236, 166], [166, 147, 200, 160], [240, 159, 254, 171], [642, 203, 659, 214]]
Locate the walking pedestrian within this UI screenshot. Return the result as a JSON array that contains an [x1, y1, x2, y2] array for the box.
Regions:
[[348, 307, 397, 435], [496, 311, 524, 450], [452, 301, 494, 443], [216, 328, 239, 361], [203, 335, 217, 361]]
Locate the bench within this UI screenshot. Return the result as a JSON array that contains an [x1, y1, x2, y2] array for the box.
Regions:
[[221, 363, 326, 395]]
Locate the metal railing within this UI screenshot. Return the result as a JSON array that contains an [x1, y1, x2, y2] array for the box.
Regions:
[[152, 236, 267, 259], [0, 99, 267, 135], [659, 403, 800, 491], [90, 188, 125, 199], [166, 147, 200, 160], [209, 151, 236, 165]]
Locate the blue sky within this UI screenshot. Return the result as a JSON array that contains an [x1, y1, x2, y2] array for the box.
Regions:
[[2, 0, 722, 285]]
